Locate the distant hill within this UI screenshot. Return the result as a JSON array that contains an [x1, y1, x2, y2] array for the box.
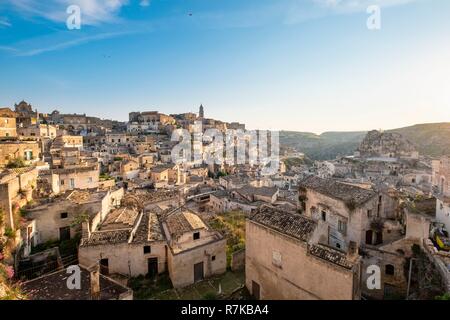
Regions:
[[280, 122, 450, 160], [388, 123, 450, 158], [280, 131, 366, 160]]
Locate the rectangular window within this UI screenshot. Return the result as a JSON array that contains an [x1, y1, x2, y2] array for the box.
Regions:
[[321, 211, 326, 221], [88, 177, 93, 183], [60, 212, 68, 219], [24, 150, 33, 160], [367, 209, 372, 218], [69, 178, 75, 189], [338, 221, 347, 235], [193, 232, 200, 240], [143, 246, 151, 254]]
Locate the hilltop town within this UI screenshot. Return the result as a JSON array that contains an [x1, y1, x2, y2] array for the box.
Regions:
[[0, 100, 449, 300]]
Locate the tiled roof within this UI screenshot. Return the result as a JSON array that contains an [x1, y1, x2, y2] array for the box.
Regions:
[[83, 229, 131, 245], [299, 175, 376, 206], [163, 208, 206, 237], [250, 206, 316, 242], [211, 190, 229, 198], [132, 189, 179, 204], [100, 207, 139, 230], [236, 185, 278, 198], [308, 244, 354, 270], [22, 266, 131, 300], [0, 107, 17, 117], [151, 164, 174, 173], [132, 211, 164, 243], [67, 190, 107, 204]]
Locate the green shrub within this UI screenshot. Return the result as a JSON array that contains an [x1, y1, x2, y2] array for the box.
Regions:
[[202, 292, 217, 300], [435, 293, 450, 300], [4, 227, 15, 239], [6, 157, 26, 169]]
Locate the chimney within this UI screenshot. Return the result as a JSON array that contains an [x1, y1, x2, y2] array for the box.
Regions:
[[89, 264, 101, 300]]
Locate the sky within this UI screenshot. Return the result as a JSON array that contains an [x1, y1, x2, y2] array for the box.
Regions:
[[0, 0, 449, 133]]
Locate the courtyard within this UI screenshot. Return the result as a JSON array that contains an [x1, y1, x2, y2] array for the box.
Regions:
[[130, 270, 245, 300]]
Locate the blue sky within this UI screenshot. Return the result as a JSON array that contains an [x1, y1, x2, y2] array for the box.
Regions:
[[0, 0, 449, 133]]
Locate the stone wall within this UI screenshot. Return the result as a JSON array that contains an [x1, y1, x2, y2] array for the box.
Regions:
[[168, 238, 227, 288], [245, 220, 359, 300], [231, 249, 245, 271], [0, 116, 17, 137], [0, 141, 40, 167], [79, 241, 167, 277]]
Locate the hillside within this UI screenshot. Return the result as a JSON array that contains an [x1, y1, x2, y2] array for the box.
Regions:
[[280, 131, 366, 160], [280, 122, 450, 160], [388, 123, 450, 158]]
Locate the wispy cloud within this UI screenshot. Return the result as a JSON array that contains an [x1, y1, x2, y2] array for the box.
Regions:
[[5, 0, 130, 25], [0, 17, 12, 27], [313, 0, 418, 11], [284, 0, 420, 24], [16, 31, 133, 56], [0, 0, 422, 57], [0, 46, 19, 53]]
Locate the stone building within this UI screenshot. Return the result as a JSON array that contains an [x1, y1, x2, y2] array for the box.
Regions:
[[18, 124, 57, 139], [120, 159, 140, 180], [52, 135, 83, 149], [161, 207, 227, 288], [0, 167, 38, 233], [23, 188, 123, 244], [231, 185, 279, 204], [298, 175, 394, 251], [432, 156, 450, 232], [219, 175, 249, 190], [127, 111, 176, 133], [246, 206, 361, 300], [79, 207, 167, 277], [150, 164, 179, 187], [39, 165, 100, 193], [0, 140, 41, 167], [14, 100, 38, 128], [0, 108, 17, 138]]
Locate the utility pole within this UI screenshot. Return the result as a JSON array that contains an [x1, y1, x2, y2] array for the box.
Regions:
[[406, 258, 417, 300]]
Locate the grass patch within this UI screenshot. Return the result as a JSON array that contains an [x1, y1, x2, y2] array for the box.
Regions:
[[128, 273, 173, 300], [137, 270, 245, 300], [209, 211, 245, 268]]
